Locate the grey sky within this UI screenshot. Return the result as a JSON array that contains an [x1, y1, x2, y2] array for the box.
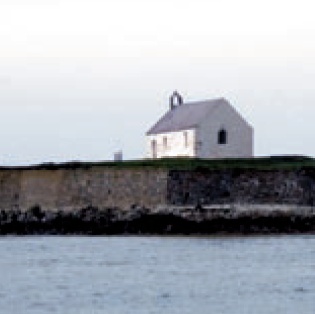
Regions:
[[1, 0, 315, 165]]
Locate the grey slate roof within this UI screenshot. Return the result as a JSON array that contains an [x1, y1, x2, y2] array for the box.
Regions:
[[146, 98, 228, 135]]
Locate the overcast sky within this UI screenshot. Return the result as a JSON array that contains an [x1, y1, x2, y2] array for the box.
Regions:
[[1, 0, 315, 165]]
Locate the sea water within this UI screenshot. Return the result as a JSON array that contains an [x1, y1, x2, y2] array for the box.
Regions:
[[0, 235, 314, 314]]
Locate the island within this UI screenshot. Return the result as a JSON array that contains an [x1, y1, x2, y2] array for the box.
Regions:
[[0, 156, 315, 235]]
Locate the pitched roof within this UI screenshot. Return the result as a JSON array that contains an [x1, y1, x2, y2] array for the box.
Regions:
[[146, 98, 227, 135]]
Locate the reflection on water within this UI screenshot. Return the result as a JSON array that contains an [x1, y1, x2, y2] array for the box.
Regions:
[[0, 235, 314, 314]]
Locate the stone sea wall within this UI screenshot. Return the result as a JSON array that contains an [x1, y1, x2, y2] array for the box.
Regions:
[[0, 164, 315, 234], [167, 168, 315, 206], [0, 167, 168, 212], [1, 166, 315, 211]]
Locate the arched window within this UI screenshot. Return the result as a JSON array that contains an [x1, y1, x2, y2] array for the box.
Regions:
[[163, 136, 168, 149], [218, 129, 227, 145], [183, 131, 188, 148], [151, 140, 157, 158]]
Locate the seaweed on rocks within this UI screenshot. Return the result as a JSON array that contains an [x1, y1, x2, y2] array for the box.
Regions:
[[0, 205, 315, 235]]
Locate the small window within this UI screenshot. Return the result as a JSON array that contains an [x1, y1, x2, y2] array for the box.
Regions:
[[163, 136, 168, 149], [151, 140, 157, 158], [218, 129, 227, 145], [183, 132, 188, 148]]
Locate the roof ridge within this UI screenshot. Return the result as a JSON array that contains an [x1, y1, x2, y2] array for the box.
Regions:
[[182, 97, 226, 106]]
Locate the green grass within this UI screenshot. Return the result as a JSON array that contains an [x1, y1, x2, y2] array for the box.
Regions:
[[1, 155, 315, 171]]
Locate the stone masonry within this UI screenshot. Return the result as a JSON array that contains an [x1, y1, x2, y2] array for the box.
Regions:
[[0, 166, 315, 213]]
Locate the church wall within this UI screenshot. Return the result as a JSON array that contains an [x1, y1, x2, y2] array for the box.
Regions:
[[197, 102, 253, 158], [145, 129, 196, 159]]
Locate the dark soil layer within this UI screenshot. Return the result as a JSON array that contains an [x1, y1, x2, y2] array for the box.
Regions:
[[1, 206, 315, 235]]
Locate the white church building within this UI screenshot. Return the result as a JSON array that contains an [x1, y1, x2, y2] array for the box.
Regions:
[[146, 92, 253, 159]]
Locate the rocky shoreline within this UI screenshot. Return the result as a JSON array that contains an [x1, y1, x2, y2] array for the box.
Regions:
[[1, 205, 315, 235]]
